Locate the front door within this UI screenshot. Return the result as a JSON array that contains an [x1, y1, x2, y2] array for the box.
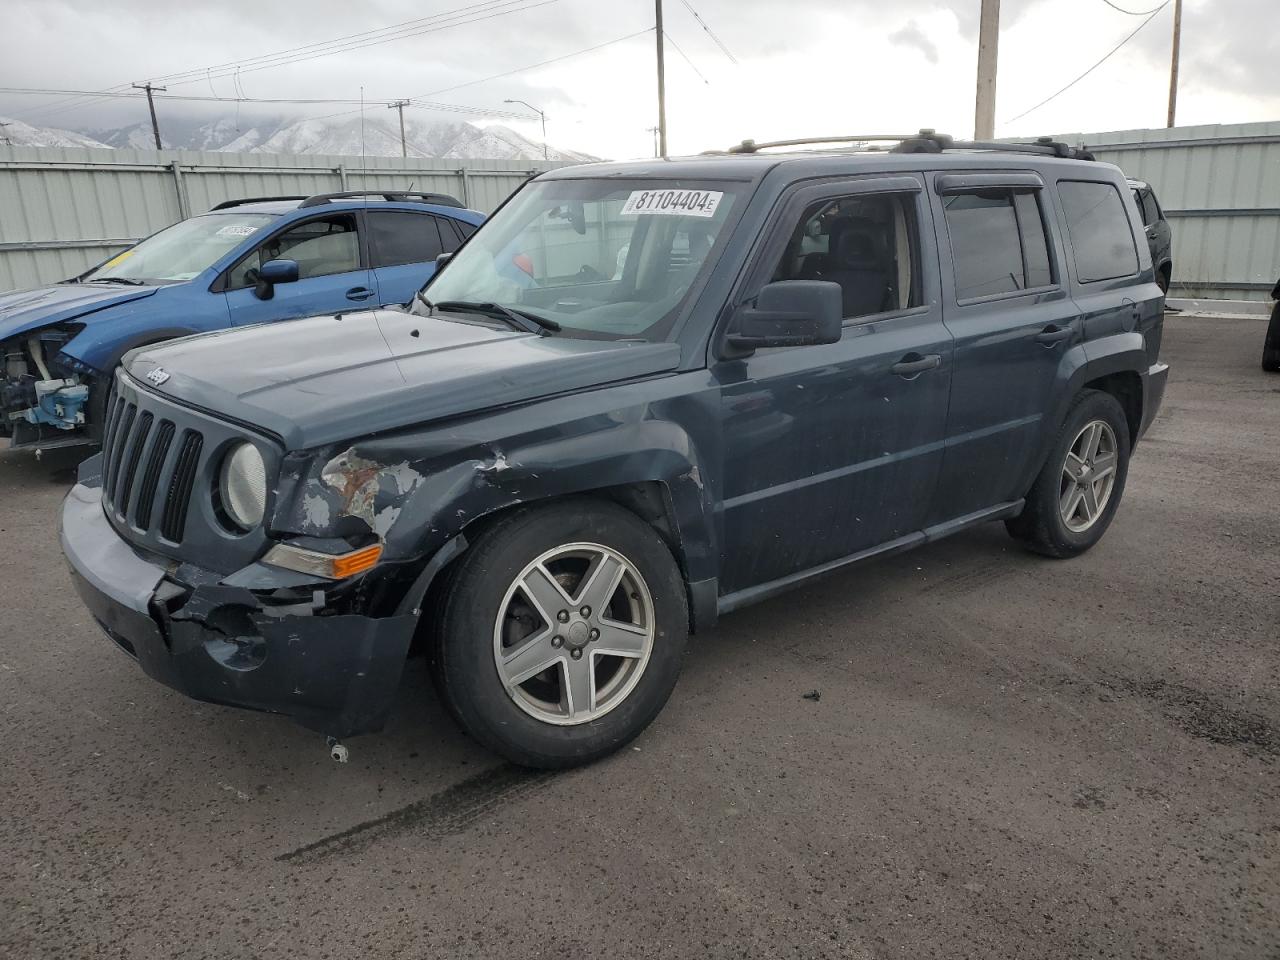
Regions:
[[925, 175, 1083, 525], [714, 176, 953, 597], [222, 212, 376, 325]]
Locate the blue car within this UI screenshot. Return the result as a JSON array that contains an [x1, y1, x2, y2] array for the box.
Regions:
[[0, 191, 484, 452]]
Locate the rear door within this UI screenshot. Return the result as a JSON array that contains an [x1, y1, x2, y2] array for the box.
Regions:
[[714, 175, 954, 596], [366, 209, 452, 306], [222, 212, 376, 325], [926, 172, 1083, 525]]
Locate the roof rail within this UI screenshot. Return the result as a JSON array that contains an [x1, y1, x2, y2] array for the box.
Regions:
[[297, 190, 464, 209], [726, 134, 922, 154], [210, 196, 308, 210], [721, 130, 1096, 161]]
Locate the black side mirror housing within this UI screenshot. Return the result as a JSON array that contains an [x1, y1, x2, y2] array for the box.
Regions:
[[254, 259, 299, 300], [727, 280, 844, 353]]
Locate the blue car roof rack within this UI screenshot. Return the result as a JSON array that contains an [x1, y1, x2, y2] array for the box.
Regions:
[[297, 190, 465, 209]]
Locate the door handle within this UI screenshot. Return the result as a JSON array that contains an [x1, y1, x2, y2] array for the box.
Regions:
[[346, 286, 376, 301], [1036, 324, 1072, 345], [891, 353, 942, 378]]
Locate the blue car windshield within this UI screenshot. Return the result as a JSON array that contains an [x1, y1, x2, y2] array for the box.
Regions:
[[84, 213, 275, 284], [422, 178, 744, 341]]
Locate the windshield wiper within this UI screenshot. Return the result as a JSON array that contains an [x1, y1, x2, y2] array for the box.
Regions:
[[86, 276, 146, 286], [433, 300, 561, 336]]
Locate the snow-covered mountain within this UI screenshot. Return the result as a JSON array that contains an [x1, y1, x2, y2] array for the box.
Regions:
[[4, 113, 597, 161], [0, 116, 110, 149]]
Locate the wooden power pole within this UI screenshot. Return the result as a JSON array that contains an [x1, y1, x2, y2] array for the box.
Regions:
[[974, 0, 1000, 140], [388, 100, 410, 158], [132, 82, 166, 150], [1166, 0, 1183, 128], [655, 0, 668, 158]]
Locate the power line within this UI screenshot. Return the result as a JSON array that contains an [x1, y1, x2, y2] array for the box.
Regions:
[[411, 29, 652, 100], [677, 0, 738, 64], [14, 0, 558, 124], [159, 0, 559, 87], [1004, 1, 1170, 124], [1099, 0, 1167, 14], [663, 31, 710, 85]]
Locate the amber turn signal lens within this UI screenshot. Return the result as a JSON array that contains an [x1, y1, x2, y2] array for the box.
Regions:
[[262, 542, 383, 580], [330, 544, 383, 579]]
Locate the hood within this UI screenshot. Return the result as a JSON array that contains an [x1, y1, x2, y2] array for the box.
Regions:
[[0, 283, 160, 342], [125, 309, 682, 450]]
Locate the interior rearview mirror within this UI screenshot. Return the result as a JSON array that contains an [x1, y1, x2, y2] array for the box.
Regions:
[[254, 259, 299, 300], [727, 280, 844, 353]]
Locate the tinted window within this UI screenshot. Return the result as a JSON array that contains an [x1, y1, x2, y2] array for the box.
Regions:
[[944, 192, 1025, 299], [227, 214, 360, 288], [368, 211, 445, 268], [454, 220, 478, 240], [771, 192, 919, 319], [1015, 192, 1053, 289], [1141, 189, 1161, 226], [1058, 180, 1139, 282], [944, 189, 1056, 300]]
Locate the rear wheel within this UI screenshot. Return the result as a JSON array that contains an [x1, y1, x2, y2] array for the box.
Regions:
[[1156, 268, 1170, 295], [1263, 303, 1280, 373], [433, 500, 688, 768], [1006, 390, 1131, 558]]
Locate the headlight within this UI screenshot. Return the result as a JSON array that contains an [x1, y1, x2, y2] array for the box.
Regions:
[[218, 442, 267, 531]]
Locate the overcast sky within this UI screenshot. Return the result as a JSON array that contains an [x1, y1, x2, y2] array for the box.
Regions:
[[2, 0, 1276, 158]]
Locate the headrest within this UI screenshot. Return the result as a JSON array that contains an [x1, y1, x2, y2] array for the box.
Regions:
[[830, 216, 888, 269]]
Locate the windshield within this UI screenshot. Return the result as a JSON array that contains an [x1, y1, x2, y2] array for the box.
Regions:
[[84, 213, 275, 284], [422, 178, 744, 340]]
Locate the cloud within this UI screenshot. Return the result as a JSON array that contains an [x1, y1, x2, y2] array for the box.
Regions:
[[889, 20, 940, 64]]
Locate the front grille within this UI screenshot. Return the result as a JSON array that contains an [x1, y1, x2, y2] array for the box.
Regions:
[[98, 369, 278, 573], [101, 395, 203, 543]]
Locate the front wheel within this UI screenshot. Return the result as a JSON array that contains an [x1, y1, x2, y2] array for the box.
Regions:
[[1006, 390, 1131, 558], [432, 499, 689, 769]]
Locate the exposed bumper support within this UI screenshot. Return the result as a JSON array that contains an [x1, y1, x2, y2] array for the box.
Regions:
[[60, 482, 417, 738]]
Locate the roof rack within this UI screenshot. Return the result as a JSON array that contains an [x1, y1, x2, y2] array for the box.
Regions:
[[722, 130, 1096, 161], [211, 196, 308, 210], [297, 190, 464, 209]]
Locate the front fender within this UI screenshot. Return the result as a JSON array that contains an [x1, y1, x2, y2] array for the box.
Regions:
[[270, 388, 721, 595]]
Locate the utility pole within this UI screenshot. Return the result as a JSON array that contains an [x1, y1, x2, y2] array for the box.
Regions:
[[503, 99, 548, 160], [132, 82, 166, 150], [973, 0, 1000, 140], [388, 100, 410, 157], [1166, 0, 1182, 128], [654, 0, 668, 158]]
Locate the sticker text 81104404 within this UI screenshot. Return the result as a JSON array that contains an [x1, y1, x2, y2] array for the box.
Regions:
[[620, 189, 723, 218]]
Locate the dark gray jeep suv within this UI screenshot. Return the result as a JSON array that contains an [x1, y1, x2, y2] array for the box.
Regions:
[[60, 133, 1169, 768]]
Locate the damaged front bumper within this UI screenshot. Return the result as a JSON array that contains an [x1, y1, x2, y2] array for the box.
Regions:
[[60, 480, 418, 739]]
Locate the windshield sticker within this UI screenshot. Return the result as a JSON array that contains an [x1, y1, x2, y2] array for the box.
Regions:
[[620, 189, 723, 218], [101, 250, 133, 268], [216, 223, 259, 238]]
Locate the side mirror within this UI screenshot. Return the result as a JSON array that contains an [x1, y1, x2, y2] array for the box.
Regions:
[[727, 280, 844, 353], [435, 252, 453, 266], [254, 259, 299, 300]]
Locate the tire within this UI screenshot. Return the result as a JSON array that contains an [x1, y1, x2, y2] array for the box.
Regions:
[[1263, 303, 1280, 373], [1156, 268, 1170, 296], [1006, 389, 1131, 558], [432, 499, 689, 769]]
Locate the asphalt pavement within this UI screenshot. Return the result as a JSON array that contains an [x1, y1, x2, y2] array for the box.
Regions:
[[1, 313, 1277, 959]]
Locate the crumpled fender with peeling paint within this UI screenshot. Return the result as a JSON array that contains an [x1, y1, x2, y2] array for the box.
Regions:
[[268, 372, 723, 587]]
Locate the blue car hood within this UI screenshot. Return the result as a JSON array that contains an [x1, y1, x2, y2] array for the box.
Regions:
[[0, 283, 160, 341]]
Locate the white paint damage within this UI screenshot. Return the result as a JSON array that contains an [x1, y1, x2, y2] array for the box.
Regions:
[[319, 448, 427, 534]]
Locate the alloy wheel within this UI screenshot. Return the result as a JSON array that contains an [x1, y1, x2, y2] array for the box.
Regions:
[[493, 542, 655, 725]]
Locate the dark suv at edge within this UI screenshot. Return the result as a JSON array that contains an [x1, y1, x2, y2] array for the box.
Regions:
[[60, 134, 1169, 769]]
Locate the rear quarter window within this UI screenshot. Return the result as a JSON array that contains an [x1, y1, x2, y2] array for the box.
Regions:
[[1058, 180, 1139, 283]]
